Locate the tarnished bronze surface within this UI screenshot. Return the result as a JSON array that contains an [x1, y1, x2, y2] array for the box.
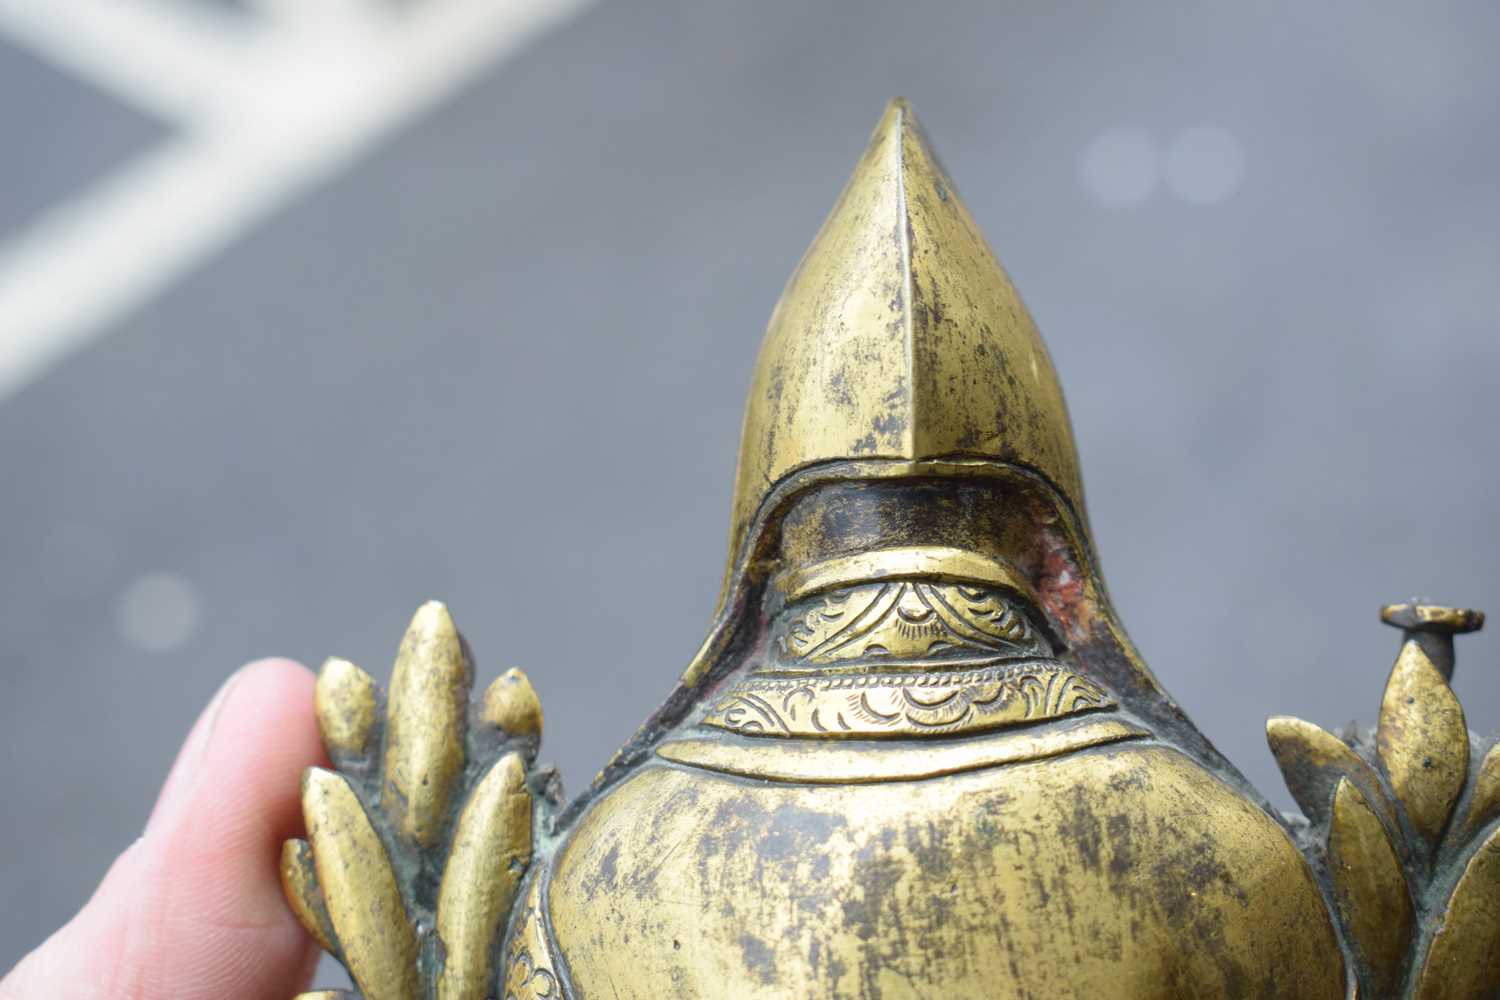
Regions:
[[282, 101, 1500, 998]]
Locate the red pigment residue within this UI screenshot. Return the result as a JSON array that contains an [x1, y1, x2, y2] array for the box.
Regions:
[[1037, 524, 1095, 640]]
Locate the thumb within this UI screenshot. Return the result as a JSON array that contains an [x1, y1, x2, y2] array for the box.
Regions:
[[2, 658, 328, 1000]]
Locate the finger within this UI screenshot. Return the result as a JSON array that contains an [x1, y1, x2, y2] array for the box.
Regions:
[[1, 658, 329, 1000]]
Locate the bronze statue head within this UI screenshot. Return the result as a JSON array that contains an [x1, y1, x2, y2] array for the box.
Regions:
[[280, 100, 1497, 1000]]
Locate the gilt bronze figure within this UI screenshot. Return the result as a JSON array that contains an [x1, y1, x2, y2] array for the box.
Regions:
[[279, 101, 1500, 999]]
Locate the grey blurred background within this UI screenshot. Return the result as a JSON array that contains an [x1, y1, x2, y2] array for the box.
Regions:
[[3, 0, 1499, 982]]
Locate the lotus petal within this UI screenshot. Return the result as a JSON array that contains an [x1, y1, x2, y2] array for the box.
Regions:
[[316, 657, 378, 763], [1377, 640, 1468, 845], [280, 838, 338, 956], [482, 668, 543, 740], [435, 753, 533, 1000], [382, 601, 471, 847], [1328, 779, 1413, 998], [1412, 824, 1500, 1000], [1460, 741, 1500, 842], [1266, 716, 1397, 835], [303, 768, 420, 1000]]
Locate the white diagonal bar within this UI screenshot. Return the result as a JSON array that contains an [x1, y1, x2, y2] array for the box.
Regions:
[[0, 0, 250, 122], [0, 0, 596, 403]]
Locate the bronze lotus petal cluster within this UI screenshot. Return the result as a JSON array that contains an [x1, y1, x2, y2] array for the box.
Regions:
[[1268, 604, 1499, 999], [282, 602, 547, 1000]]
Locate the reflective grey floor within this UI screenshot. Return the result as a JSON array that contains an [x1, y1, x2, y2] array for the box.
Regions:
[[4, 0, 1499, 977]]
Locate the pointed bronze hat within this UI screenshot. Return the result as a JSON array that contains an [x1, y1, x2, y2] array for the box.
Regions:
[[728, 98, 1086, 569]]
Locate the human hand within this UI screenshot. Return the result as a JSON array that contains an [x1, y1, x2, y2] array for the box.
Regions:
[[1, 659, 328, 1000]]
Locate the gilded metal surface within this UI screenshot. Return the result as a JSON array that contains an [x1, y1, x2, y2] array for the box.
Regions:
[[1268, 608, 1497, 998], [1460, 742, 1500, 840], [1380, 602, 1485, 635], [280, 837, 338, 957], [779, 546, 1040, 604], [382, 601, 471, 849], [1378, 638, 1469, 845], [315, 657, 378, 763], [435, 752, 531, 1000], [724, 99, 1082, 578], [1413, 825, 1500, 1000], [655, 717, 1147, 784], [1327, 779, 1413, 997], [1266, 714, 1400, 835], [773, 580, 1049, 666], [502, 875, 563, 1000], [551, 744, 1341, 998], [302, 768, 420, 1000], [482, 667, 542, 740], [701, 662, 1109, 739], [280, 99, 1499, 998], [289, 602, 545, 1000]]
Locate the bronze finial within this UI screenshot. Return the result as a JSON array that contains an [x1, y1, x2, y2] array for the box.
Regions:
[[279, 102, 1500, 999], [728, 97, 1083, 568]]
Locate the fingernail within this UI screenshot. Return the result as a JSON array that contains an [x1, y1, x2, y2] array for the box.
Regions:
[[145, 668, 243, 835]]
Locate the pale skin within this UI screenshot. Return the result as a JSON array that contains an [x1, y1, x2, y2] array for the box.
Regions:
[[1, 659, 327, 1000]]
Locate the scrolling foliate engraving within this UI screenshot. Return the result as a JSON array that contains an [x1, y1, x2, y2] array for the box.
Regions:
[[702, 664, 1110, 738], [775, 581, 1049, 667], [502, 876, 564, 1000], [709, 578, 1098, 739], [1268, 603, 1500, 1000]]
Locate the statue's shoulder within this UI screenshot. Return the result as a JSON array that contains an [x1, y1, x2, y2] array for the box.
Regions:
[[538, 735, 1345, 1000]]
